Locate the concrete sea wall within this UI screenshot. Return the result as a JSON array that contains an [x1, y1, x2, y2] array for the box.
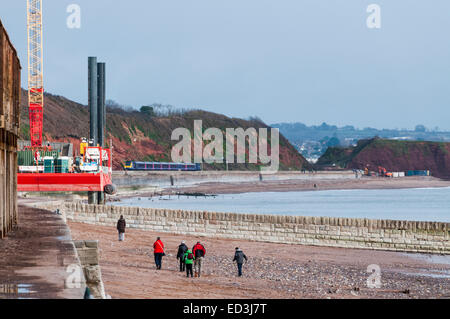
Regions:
[[73, 240, 106, 299], [41, 201, 450, 255], [112, 171, 357, 188]]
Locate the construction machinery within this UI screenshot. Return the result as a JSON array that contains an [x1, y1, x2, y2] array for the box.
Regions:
[[27, 0, 44, 148], [18, 142, 114, 193], [377, 166, 393, 178], [18, 1, 115, 197], [363, 165, 393, 177]]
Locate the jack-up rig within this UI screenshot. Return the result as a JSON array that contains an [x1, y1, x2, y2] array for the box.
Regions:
[[18, 0, 116, 202]]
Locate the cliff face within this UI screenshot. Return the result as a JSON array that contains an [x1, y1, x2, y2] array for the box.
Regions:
[[317, 138, 450, 179], [19, 90, 311, 171]]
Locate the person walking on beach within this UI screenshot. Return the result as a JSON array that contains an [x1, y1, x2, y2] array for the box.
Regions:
[[184, 249, 195, 278], [153, 237, 165, 270], [233, 247, 248, 277], [192, 241, 206, 278], [116, 215, 126, 241], [177, 241, 188, 272]]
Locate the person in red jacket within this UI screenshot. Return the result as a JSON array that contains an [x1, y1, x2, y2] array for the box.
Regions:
[[192, 242, 206, 277], [153, 237, 165, 270]]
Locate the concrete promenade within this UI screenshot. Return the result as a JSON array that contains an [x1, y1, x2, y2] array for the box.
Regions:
[[0, 203, 85, 299]]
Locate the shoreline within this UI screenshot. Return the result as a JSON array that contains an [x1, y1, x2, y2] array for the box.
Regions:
[[115, 176, 450, 199]]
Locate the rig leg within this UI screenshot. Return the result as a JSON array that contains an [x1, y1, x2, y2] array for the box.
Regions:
[[88, 191, 98, 205], [97, 192, 105, 205]]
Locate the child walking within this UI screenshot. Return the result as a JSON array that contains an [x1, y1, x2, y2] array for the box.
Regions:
[[184, 249, 195, 278]]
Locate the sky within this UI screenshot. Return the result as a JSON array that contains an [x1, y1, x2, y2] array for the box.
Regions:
[[2, 0, 450, 130]]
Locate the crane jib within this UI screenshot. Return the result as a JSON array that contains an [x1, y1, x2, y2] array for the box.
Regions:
[[27, 0, 44, 148]]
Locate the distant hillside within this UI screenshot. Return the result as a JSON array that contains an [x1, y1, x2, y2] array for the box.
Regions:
[[272, 122, 450, 161], [317, 138, 450, 179], [273, 122, 450, 143], [19, 89, 311, 171]]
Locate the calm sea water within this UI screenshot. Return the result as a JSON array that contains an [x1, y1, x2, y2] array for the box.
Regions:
[[115, 187, 450, 222]]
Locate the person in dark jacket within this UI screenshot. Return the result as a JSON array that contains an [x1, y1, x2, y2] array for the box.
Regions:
[[233, 247, 248, 277], [192, 242, 206, 277], [117, 215, 126, 241], [153, 237, 165, 270], [177, 241, 188, 272]]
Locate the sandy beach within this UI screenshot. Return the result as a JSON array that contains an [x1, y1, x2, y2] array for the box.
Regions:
[[68, 221, 450, 299]]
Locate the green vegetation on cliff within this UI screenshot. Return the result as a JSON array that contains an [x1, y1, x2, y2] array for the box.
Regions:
[[19, 90, 311, 171]]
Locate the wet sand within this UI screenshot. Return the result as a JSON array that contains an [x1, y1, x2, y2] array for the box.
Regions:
[[68, 221, 450, 299], [117, 176, 450, 199], [0, 205, 84, 299]]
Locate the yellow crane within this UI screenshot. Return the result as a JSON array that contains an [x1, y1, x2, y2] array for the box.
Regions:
[[27, 0, 44, 148]]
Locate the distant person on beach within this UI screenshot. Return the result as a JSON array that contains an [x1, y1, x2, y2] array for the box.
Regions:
[[153, 237, 165, 270], [116, 215, 126, 241], [233, 247, 248, 277], [192, 241, 206, 277], [184, 249, 195, 278], [177, 241, 188, 272]]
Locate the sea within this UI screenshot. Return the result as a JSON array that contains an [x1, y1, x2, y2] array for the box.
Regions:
[[114, 187, 450, 223]]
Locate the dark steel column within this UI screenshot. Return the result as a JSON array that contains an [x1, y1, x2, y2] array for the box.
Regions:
[[97, 62, 106, 147], [97, 62, 106, 205], [88, 57, 98, 145], [88, 57, 98, 205]]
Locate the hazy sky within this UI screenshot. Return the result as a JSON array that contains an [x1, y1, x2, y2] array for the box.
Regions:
[[2, 0, 450, 130]]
